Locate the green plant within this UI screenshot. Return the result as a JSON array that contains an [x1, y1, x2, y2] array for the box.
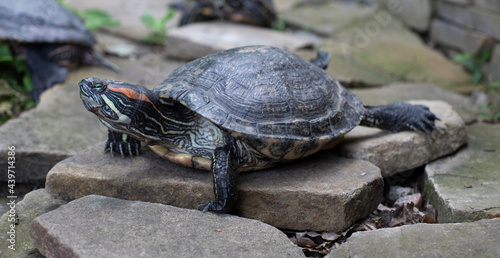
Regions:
[[0, 44, 33, 93], [140, 9, 176, 45], [453, 51, 491, 84], [272, 18, 286, 31], [79, 9, 120, 31], [478, 81, 500, 122], [56, 0, 120, 31], [0, 44, 36, 124]]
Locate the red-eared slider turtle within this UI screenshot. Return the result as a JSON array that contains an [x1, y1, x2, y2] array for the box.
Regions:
[[173, 0, 276, 27], [0, 0, 118, 101], [79, 45, 437, 213]]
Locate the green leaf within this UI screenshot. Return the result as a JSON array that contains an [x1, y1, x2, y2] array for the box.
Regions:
[[80, 9, 120, 31], [494, 113, 500, 119], [478, 103, 490, 109], [478, 112, 491, 118], [141, 11, 155, 28], [140, 9, 176, 45], [22, 72, 33, 92], [479, 50, 492, 61], [0, 45, 13, 62], [472, 70, 482, 84], [453, 53, 472, 63], [489, 81, 500, 91], [161, 8, 176, 24]]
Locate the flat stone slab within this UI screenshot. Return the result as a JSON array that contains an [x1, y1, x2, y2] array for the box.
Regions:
[[338, 100, 468, 177], [328, 219, 500, 257], [0, 189, 66, 258], [30, 195, 305, 258], [165, 21, 314, 60], [282, 1, 378, 36], [424, 123, 500, 223], [46, 144, 383, 232], [0, 54, 184, 183]]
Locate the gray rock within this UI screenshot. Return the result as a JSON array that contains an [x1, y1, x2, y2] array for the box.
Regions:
[[46, 144, 383, 232], [0, 54, 184, 183], [476, 0, 500, 14], [424, 123, 500, 223], [30, 195, 305, 258], [430, 19, 495, 55], [283, 1, 378, 36], [436, 1, 500, 41], [296, 20, 477, 93], [378, 0, 433, 31], [484, 43, 500, 81], [338, 100, 468, 177], [442, 0, 473, 5], [165, 21, 313, 61], [0, 189, 66, 258], [328, 219, 500, 257]]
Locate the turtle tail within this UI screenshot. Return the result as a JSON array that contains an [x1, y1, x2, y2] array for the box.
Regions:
[[81, 48, 120, 73], [310, 49, 331, 70]]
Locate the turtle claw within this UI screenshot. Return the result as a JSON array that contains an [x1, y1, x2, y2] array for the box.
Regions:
[[198, 201, 230, 213], [406, 104, 439, 134], [104, 131, 141, 158]]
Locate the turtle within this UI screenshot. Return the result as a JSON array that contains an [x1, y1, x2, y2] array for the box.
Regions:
[[0, 0, 118, 102], [79, 45, 438, 213], [172, 0, 277, 27]]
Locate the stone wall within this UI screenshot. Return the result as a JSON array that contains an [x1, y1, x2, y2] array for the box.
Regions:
[[378, 0, 500, 82]]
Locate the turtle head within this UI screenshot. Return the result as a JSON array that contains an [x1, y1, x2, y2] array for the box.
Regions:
[[79, 77, 158, 138]]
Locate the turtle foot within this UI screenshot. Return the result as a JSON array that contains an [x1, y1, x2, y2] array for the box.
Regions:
[[361, 102, 439, 134], [104, 131, 141, 158], [198, 201, 231, 213]]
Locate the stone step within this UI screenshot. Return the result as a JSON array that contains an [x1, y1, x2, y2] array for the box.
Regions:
[[30, 195, 305, 258], [338, 100, 468, 177], [45, 144, 383, 232], [328, 219, 500, 257], [0, 189, 66, 258], [165, 21, 314, 61], [424, 123, 500, 223]]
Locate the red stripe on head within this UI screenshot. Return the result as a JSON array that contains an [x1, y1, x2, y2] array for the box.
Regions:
[[108, 86, 152, 103]]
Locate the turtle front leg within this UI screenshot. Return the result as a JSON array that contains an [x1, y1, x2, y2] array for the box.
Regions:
[[105, 130, 141, 158], [198, 147, 237, 213]]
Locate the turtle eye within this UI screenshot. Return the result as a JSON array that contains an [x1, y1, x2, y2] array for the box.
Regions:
[[93, 83, 106, 92]]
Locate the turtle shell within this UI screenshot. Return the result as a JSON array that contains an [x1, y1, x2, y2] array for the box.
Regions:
[[156, 46, 364, 160], [0, 0, 95, 45]]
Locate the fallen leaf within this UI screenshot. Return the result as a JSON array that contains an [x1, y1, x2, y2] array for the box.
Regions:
[[321, 232, 340, 241]]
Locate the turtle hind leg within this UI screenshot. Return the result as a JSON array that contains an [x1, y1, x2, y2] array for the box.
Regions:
[[310, 49, 331, 70], [105, 130, 142, 158], [198, 147, 237, 213], [25, 46, 68, 102], [360, 102, 438, 134]]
